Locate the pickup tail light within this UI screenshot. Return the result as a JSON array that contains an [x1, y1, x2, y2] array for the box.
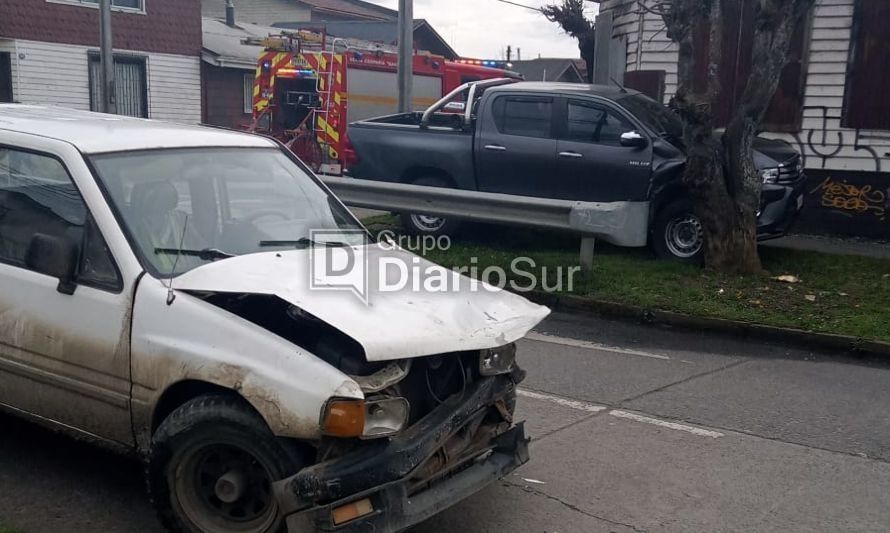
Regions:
[[342, 133, 359, 172]]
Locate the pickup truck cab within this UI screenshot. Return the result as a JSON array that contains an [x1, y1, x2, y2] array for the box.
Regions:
[[0, 105, 548, 532], [345, 80, 806, 262]]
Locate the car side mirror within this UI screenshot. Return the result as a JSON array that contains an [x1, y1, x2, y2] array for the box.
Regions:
[[620, 130, 648, 148], [25, 233, 79, 295]]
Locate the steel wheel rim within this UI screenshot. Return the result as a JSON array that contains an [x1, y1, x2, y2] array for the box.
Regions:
[[410, 213, 447, 232], [665, 214, 703, 258], [175, 443, 277, 532]]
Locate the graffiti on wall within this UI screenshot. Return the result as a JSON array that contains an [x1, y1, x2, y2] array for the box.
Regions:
[[791, 106, 890, 173], [809, 176, 887, 220], [785, 106, 890, 235]]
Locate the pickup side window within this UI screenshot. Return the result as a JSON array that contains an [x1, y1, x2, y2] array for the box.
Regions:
[[0, 147, 121, 291], [565, 100, 634, 146], [491, 96, 554, 139]]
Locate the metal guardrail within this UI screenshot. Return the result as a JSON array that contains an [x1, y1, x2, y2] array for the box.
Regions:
[[321, 177, 650, 268]]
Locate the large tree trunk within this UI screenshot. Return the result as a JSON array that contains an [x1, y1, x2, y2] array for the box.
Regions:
[[720, 1, 811, 272], [659, 0, 813, 274]]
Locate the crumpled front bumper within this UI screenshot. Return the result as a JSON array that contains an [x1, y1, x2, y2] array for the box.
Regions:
[[273, 372, 529, 532], [757, 174, 807, 241]]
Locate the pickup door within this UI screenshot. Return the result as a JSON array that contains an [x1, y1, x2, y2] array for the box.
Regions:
[[555, 98, 653, 202], [475, 94, 572, 199]]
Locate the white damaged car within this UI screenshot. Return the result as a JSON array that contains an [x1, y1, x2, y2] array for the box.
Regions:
[[0, 105, 549, 532]]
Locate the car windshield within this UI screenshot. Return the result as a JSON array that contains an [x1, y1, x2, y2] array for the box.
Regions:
[[89, 147, 366, 277], [618, 93, 685, 145]]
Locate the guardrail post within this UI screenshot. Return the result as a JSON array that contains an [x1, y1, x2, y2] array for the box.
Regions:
[[580, 237, 595, 271]]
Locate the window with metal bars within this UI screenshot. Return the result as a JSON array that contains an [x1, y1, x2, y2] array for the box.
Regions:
[[88, 54, 148, 118]]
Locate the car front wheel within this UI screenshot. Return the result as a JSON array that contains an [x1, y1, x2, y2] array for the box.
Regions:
[[652, 200, 704, 264], [400, 176, 462, 237], [147, 394, 305, 533]]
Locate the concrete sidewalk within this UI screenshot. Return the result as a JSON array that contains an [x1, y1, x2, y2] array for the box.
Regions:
[[761, 233, 890, 259]]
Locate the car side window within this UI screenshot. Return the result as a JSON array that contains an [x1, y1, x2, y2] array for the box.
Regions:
[[566, 100, 634, 146], [0, 147, 121, 290], [491, 96, 554, 139]]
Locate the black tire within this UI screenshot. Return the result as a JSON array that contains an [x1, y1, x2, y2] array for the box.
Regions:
[[400, 177, 462, 237], [147, 394, 305, 533], [651, 199, 705, 264]]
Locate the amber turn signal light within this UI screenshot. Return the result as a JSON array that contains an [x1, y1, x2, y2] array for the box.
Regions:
[[332, 498, 375, 526], [321, 399, 366, 437]]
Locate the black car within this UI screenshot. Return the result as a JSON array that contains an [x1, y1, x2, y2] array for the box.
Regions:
[[345, 80, 806, 262]]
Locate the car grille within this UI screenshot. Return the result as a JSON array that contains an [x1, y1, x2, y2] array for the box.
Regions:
[[777, 155, 802, 184]]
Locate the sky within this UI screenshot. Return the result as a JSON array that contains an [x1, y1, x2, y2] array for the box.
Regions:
[[364, 0, 598, 60]]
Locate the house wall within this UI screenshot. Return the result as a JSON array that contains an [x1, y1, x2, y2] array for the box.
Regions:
[[1, 39, 202, 123], [202, 63, 252, 128], [0, 0, 201, 56], [201, 0, 311, 24], [602, 0, 890, 238]]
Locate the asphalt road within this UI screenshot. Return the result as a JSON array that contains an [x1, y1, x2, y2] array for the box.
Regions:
[[3, 312, 890, 532]]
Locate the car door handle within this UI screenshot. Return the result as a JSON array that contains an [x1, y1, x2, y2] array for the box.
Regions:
[[559, 151, 583, 159], [484, 144, 507, 151]]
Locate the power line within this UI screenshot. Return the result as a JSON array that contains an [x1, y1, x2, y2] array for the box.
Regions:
[[494, 0, 541, 12]]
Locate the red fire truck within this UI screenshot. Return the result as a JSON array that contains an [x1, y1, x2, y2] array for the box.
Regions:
[[247, 31, 520, 174]]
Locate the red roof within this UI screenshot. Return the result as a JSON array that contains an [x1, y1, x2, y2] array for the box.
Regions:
[[296, 0, 397, 21]]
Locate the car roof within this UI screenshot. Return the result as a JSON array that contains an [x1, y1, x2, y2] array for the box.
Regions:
[[0, 105, 275, 154], [488, 81, 640, 100]]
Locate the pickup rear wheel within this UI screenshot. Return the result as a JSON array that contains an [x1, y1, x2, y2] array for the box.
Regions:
[[147, 394, 306, 533], [652, 200, 705, 264], [400, 177, 462, 237]]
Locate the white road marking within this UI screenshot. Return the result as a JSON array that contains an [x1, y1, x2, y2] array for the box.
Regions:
[[524, 332, 671, 360], [518, 387, 724, 439], [517, 388, 607, 413], [609, 410, 724, 438]]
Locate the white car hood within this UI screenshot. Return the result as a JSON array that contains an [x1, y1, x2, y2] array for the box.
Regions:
[[173, 244, 550, 362]]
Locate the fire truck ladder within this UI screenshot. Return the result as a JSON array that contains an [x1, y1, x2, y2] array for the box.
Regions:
[[313, 39, 348, 163]]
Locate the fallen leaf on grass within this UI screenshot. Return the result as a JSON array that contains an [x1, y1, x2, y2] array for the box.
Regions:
[[774, 275, 801, 283], [804, 294, 817, 302]]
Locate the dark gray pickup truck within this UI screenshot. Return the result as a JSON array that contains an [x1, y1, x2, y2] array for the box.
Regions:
[[344, 79, 806, 262]]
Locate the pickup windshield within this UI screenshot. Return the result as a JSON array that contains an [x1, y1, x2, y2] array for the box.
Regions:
[[90, 147, 365, 277], [617, 93, 685, 145]]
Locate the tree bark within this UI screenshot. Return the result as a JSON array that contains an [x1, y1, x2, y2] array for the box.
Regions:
[[658, 0, 814, 274]]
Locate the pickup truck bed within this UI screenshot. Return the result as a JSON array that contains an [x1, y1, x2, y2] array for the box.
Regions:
[[347, 112, 477, 191]]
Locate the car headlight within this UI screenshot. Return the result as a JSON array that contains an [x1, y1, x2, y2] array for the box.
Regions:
[[760, 167, 780, 184], [479, 343, 517, 376], [321, 397, 409, 439]]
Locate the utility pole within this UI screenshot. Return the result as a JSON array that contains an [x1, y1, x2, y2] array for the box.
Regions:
[[397, 0, 413, 113], [99, 0, 116, 114], [506, 45, 512, 62]]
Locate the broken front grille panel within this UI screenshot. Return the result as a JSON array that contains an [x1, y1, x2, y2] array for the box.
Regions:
[[778, 154, 803, 184]]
